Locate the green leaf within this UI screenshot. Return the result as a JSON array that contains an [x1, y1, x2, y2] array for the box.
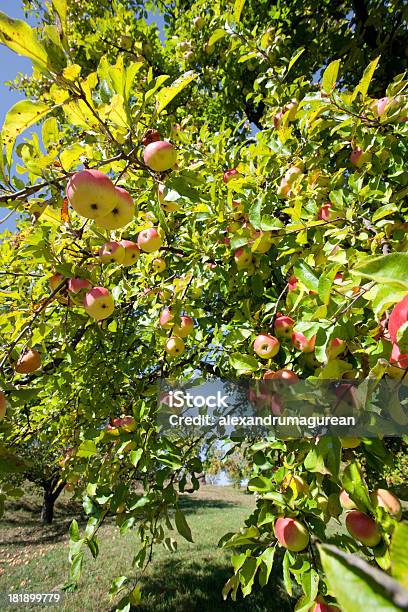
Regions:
[[2, 100, 53, 166], [239, 556, 257, 596], [233, 0, 247, 23], [342, 461, 372, 512], [352, 57, 380, 101], [286, 48, 305, 76], [129, 448, 143, 468], [352, 253, 408, 289], [258, 547, 275, 587], [156, 71, 197, 114], [319, 543, 408, 611], [229, 353, 259, 371], [69, 519, 81, 542], [282, 550, 293, 596], [175, 509, 193, 542], [76, 440, 98, 458], [304, 437, 341, 476], [208, 28, 226, 47], [321, 59, 341, 94], [293, 261, 319, 293], [0, 11, 51, 71], [70, 552, 84, 582], [247, 476, 273, 492], [51, 0, 67, 29], [390, 522, 408, 588]]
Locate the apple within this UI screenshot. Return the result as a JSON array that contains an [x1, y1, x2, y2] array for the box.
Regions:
[[0, 391, 6, 421], [159, 308, 174, 329], [49, 273, 66, 292], [143, 141, 177, 172], [277, 178, 291, 198], [284, 166, 303, 184], [274, 315, 295, 339], [106, 424, 120, 436], [223, 168, 241, 183], [15, 348, 41, 374], [99, 241, 126, 264], [288, 276, 298, 291], [193, 15, 204, 28], [388, 295, 408, 343], [165, 336, 185, 356], [234, 246, 252, 270], [285, 101, 298, 121], [173, 316, 194, 338], [390, 342, 408, 369], [66, 169, 116, 219], [326, 338, 346, 360], [113, 415, 136, 432], [345, 510, 381, 547], [292, 332, 316, 353], [137, 228, 163, 253], [318, 202, 335, 221], [251, 230, 274, 253], [372, 96, 390, 117], [158, 183, 179, 212], [49, 273, 68, 304], [273, 111, 283, 129], [119, 240, 140, 266], [339, 489, 357, 510], [68, 278, 92, 294], [152, 258, 166, 273], [95, 186, 134, 230], [350, 147, 369, 168], [263, 369, 298, 383], [371, 488, 402, 521], [311, 598, 340, 612], [274, 517, 309, 552], [254, 334, 280, 359], [83, 287, 114, 320], [340, 437, 361, 449], [230, 200, 246, 220]]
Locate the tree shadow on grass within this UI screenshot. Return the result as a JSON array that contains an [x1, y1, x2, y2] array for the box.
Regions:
[[132, 551, 294, 612], [178, 497, 237, 514]]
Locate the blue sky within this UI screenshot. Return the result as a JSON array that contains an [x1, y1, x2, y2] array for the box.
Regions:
[[0, 2, 164, 233]]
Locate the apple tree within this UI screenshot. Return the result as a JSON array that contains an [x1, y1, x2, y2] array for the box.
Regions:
[[0, 0, 408, 610]]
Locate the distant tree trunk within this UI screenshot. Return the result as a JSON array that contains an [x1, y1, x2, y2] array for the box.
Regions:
[[40, 477, 66, 525]]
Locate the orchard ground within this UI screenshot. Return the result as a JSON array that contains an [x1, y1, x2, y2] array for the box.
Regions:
[[0, 484, 348, 612]]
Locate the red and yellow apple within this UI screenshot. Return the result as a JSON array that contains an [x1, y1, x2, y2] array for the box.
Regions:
[[173, 316, 194, 338], [137, 228, 163, 253], [254, 334, 280, 359], [144, 141, 177, 172], [15, 349, 41, 374], [165, 336, 185, 356], [274, 517, 309, 551], [99, 241, 126, 264], [274, 315, 295, 339], [83, 287, 114, 320], [292, 332, 316, 353], [345, 510, 381, 547], [66, 169, 116, 219], [95, 186, 134, 230], [119, 240, 140, 266]]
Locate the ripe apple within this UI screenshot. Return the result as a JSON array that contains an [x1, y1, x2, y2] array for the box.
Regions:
[[390, 342, 408, 369], [95, 186, 134, 230], [326, 338, 346, 360], [350, 147, 369, 168], [284, 166, 303, 184], [159, 308, 174, 329], [68, 278, 92, 294], [339, 489, 357, 510], [49, 273, 68, 304], [99, 241, 126, 264], [137, 228, 163, 253], [292, 332, 316, 353], [274, 517, 309, 551], [0, 391, 6, 421], [388, 295, 408, 343], [274, 315, 295, 339], [143, 141, 177, 172], [263, 369, 298, 383], [15, 348, 41, 374], [288, 276, 298, 291], [318, 202, 335, 221], [277, 177, 291, 198], [345, 510, 381, 547], [119, 240, 140, 266], [372, 96, 390, 117], [311, 598, 340, 612], [165, 336, 185, 356], [223, 168, 241, 183], [173, 316, 194, 338], [113, 415, 136, 432], [371, 488, 402, 521], [66, 169, 116, 219], [83, 287, 114, 320], [234, 246, 252, 270], [254, 334, 280, 359], [152, 257, 166, 273]]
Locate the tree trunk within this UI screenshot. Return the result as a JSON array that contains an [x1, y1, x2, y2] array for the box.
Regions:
[[41, 489, 55, 524]]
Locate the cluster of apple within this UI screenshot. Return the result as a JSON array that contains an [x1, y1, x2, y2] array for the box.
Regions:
[[106, 415, 136, 435], [159, 307, 194, 357], [98, 227, 163, 267], [50, 274, 114, 321]]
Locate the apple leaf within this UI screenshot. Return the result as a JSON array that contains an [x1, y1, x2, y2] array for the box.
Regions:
[[175, 509, 193, 542], [321, 59, 341, 94], [156, 71, 197, 114], [2, 100, 53, 166], [390, 522, 408, 589], [318, 543, 408, 611], [293, 261, 319, 293], [76, 440, 98, 458], [352, 253, 408, 289], [208, 28, 227, 47], [0, 11, 50, 71], [233, 0, 247, 23], [351, 56, 380, 101], [229, 353, 258, 371]]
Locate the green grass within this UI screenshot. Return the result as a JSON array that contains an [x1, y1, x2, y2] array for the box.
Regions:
[[0, 484, 293, 611]]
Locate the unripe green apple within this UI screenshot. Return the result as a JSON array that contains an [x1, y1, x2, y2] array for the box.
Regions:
[[144, 141, 177, 172], [67, 169, 116, 219], [99, 241, 126, 264], [251, 230, 274, 253], [119, 240, 140, 266], [152, 257, 166, 273], [0, 391, 6, 421], [371, 488, 402, 520], [15, 349, 41, 374], [137, 228, 163, 253], [173, 316, 194, 338], [234, 246, 252, 270], [274, 517, 309, 551], [274, 315, 295, 339], [165, 336, 185, 356], [83, 287, 114, 320], [346, 510, 381, 547], [285, 101, 298, 122], [95, 186, 134, 230], [339, 489, 357, 510], [253, 334, 280, 359]]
